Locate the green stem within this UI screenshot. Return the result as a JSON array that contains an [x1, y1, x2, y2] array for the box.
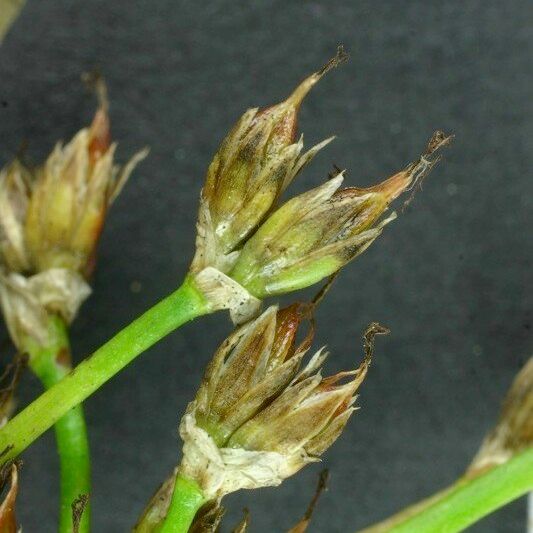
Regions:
[[25, 315, 91, 533], [159, 475, 206, 533], [359, 447, 533, 533], [0, 276, 210, 462]]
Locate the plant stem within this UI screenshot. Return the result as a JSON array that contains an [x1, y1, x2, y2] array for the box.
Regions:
[[25, 315, 91, 533], [159, 475, 206, 533], [0, 276, 210, 462], [359, 447, 533, 533]]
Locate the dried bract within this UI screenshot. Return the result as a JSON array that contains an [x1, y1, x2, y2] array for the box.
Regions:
[[287, 469, 329, 533], [0, 268, 90, 351], [0, 463, 19, 533], [71, 494, 89, 533], [0, 161, 31, 273], [134, 468, 179, 533], [189, 502, 225, 533]]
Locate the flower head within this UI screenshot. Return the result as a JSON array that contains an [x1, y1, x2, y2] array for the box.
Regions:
[[229, 131, 452, 297], [191, 47, 347, 275], [178, 305, 388, 499], [0, 78, 147, 350], [194, 303, 315, 446], [189, 65, 451, 322], [23, 78, 148, 277]]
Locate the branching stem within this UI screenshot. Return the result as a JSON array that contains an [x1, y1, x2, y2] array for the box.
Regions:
[[0, 276, 210, 462]]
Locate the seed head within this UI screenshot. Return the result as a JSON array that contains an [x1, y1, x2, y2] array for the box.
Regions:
[[191, 48, 347, 274], [178, 306, 388, 499], [24, 78, 148, 277], [229, 131, 452, 297], [0, 78, 147, 350], [194, 304, 314, 446]]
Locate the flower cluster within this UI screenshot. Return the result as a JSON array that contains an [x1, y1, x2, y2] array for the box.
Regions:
[[178, 304, 388, 499], [0, 81, 147, 350], [189, 47, 451, 323], [0, 47, 459, 533], [147, 52, 451, 522]]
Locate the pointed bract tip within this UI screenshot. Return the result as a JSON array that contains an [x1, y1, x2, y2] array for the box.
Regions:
[[82, 70, 109, 112], [311, 273, 339, 309], [426, 130, 454, 155], [286, 46, 349, 108], [84, 73, 111, 159], [400, 130, 454, 207], [317, 45, 349, 76], [362, 322, 390, 365]]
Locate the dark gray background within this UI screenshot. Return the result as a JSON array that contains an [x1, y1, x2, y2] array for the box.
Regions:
[[0, 1, 531, 531]]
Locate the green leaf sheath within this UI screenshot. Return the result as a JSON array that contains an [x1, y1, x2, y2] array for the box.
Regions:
[[25, 316, 91, 533], [159, 475, 206, 533], [360, 447, 533, 533], [0, 276, 210, 462]]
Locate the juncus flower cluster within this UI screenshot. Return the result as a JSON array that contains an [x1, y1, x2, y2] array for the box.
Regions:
[[178, 305, 388, 500], [189, 47, 451, 324], [0, 80, 147, 350]]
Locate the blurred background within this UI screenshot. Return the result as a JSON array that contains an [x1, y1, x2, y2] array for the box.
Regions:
[[0, 1, 531, 531]]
